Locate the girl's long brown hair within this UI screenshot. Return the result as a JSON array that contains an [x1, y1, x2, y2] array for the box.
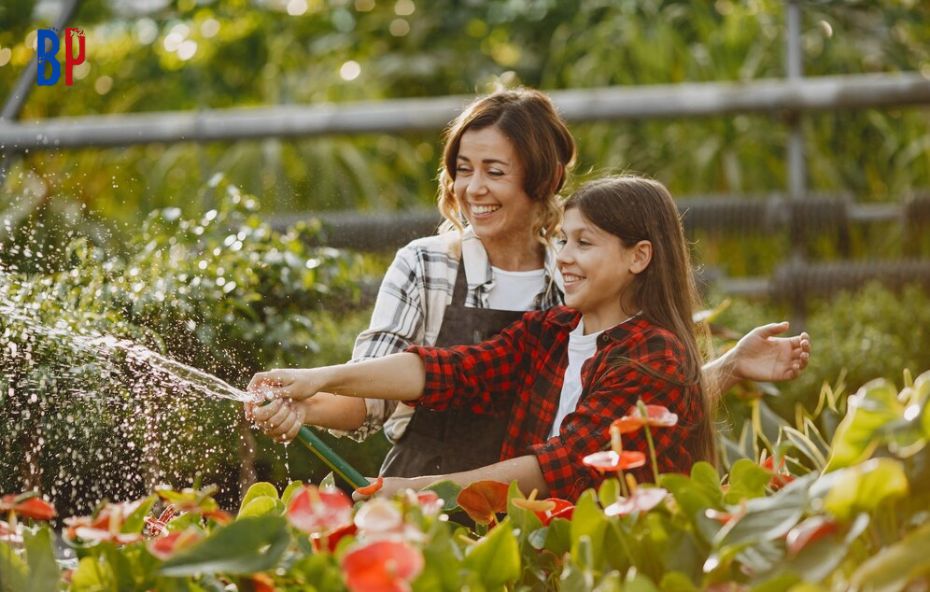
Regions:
[[437, 88, 576, 246], [564, 176, 715, 464]]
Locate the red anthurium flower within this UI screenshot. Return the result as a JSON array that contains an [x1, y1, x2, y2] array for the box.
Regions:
[[786, 516, 839, 556], [761, 456, 796, 491], [64, 500, 146, 545], [147, 528, 203, 560], [582, 450, 647, 474], [355, 477, 385, 497], [611, 405, 679, 435], [317, 522, 358, 553], [0, 493, 57, 521], [605, 487, 668, 517], [456, 481, 509, 526], [410, 491, 444, 516], [342, 540, 424, 592], [354, 499, 404, 535], [287, 486, 353, 534]]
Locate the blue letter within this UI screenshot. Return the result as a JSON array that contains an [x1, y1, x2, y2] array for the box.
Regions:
[[36, 29, 60, 86]]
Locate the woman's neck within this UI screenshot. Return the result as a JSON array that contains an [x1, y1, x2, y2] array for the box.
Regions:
[[483, 235, 546, 272]]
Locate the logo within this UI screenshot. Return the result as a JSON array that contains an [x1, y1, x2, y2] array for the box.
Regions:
[[36, 27, 86, 86]]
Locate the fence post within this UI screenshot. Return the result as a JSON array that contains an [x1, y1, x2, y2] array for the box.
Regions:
[[785, 0, 808, 324]]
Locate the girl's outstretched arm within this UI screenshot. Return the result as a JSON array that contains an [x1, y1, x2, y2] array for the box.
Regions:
[[247, 352, 427, 403]]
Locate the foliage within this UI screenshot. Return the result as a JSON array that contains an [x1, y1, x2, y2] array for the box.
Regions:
[[0, 179, 382, 516], [2, 370, 929, 590]]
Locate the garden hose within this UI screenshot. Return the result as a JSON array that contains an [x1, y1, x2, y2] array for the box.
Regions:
[[256, 399, 368, 489]]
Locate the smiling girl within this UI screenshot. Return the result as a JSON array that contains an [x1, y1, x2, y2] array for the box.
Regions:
[[248, 176, 714, 499]]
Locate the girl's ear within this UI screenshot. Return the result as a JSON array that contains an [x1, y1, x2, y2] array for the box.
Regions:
[[629, 240, 652, 274]]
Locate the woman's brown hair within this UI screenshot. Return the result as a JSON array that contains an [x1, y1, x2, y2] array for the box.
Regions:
[[437, 88, 576, 244], [564, 176, 716, 464]]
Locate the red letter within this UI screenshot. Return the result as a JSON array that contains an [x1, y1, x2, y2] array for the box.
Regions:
[[64, 28, 85, 86]]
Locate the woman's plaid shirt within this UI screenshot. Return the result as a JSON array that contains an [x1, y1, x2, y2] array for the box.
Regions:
[[408, 306, 705, 500]]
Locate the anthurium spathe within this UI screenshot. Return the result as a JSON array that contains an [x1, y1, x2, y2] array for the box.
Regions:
[[456, 480, 510, 526], [287, 485, 353, 534], [63, 499, 148, 545], [0, 492, 57, 521], [355, 477, 385, 497], [511, 496, 574, 526], [581, 450, 647, 474], [610, 404, 679, 435], [341, 539, 424, 592], [786, 516, 839, 556]]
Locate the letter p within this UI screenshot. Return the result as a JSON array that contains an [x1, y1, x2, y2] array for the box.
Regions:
[[36, 29, 60, 86], [64, 28, 86, 86]]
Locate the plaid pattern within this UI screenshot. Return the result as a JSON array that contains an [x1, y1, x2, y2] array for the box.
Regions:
[[333, 228, 562, 442], [409, 307, 704, 500]]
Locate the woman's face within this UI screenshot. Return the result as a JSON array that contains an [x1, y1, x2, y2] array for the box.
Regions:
[[556, 208, 645, 333], [453, 125, 538, 248]]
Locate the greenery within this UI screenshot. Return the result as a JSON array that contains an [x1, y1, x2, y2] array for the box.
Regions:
[[2, 370, 929, 591]]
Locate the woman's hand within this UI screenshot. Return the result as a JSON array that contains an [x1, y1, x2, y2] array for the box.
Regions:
[[244, 397, 306, 443]]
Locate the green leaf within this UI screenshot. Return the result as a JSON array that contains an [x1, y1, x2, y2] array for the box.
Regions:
[[281, 481, 304, 507], [690, 462, 724, 504], [23, 527, 59, 592], [825, 379, 902, 471], [238, 482, 279, 516], [70, 557, 114, 591], [715, 475, 811, 548], [598, 478, 621, 508], [570, 491, 609, 569], [622, 571, 660, 592], [545, 517, 573, 556], [237, 496, 283, 518], [659, 571, 700, 592], [823, 458, 909, 521], [782, 426, 827, 470], [463, 517, 520, 589], [422, 480, 462, 513], [161, 516, 290, 576], [123, 495, 158, 534], [319, 472, 337, 490], [0, 541, 29, 592], [724, 458, 771, 503], [412, 523, 463, 592], [850, 521, 930, 591]]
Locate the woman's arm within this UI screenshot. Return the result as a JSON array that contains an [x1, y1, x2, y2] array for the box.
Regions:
[[371, 455, 548, 500], [702, 322, 811, 402]]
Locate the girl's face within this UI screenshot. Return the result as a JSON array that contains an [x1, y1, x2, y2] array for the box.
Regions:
[[453, 126, 538, 249], [556, 208, 649, 333]]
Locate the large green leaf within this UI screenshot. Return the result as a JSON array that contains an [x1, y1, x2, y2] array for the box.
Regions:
[[849, 521, 930, 591], [825, 380, 902, 471], [123, 495, 158, 534], [23, 527, 59, 592], [0, 541, 29, 592], [463, 517, 520, 589], [70, 556, 115, 592], [238, 482, 279, 517], [422, 480, 462, 513], [822, 458, 909, 521], [570, 491, 609, 569], [160, 515, 290, 576]]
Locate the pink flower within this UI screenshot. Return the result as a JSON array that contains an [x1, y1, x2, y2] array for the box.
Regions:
[[147, 528, 203, 560], [511, 497, 574, 526], [0, 493, 56, 521], [610, 405, 679, 435]]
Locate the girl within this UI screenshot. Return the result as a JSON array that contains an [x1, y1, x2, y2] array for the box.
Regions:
[[249, 176, 716, 499], [247, 89, 809, 480]]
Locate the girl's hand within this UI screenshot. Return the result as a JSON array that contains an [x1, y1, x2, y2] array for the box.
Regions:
[[247, 368, 324, 402], [731, 322, 811, 382], [244, 397, 306, 443]]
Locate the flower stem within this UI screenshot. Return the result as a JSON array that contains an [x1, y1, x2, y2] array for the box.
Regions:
[[643, 426, 660, 484]]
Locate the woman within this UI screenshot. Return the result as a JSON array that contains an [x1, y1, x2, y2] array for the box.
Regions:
[[249, 176, 716, 498], [246, 89, 810, 479]]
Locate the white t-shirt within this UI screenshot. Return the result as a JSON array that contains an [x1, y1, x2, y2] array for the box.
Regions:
[[549, 320, 603, 438], [487, 266, 548, 311]]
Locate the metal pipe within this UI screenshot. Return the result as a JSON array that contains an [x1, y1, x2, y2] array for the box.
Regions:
[[2, 72, 930, 150]]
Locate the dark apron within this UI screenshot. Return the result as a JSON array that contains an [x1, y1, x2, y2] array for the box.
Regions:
[[380, 258, 525, 477]]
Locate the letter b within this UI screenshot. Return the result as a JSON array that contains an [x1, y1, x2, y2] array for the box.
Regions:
[[36, 29, 60, 86]]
